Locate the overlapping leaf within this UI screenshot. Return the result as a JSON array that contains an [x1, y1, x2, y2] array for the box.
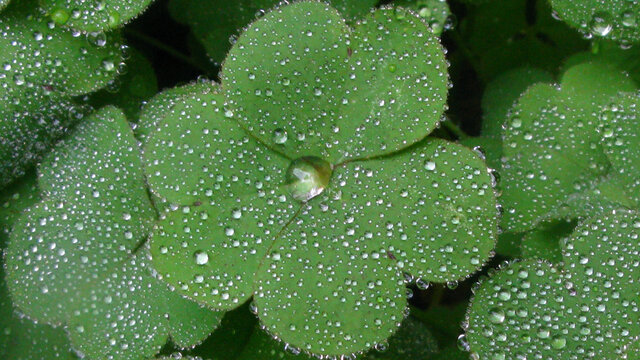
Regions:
[[460, 67, 553, 171], [146, 2, 496, 357], [500, 61, 637, 232], [0, 265, 77, 360], [550, 0, 640, 44], [0, 171, 40, 248], [466, 210, 640, 359], [168, 0, 377, 65], [222, 2, 449, 162], [393, 0, 451, 35], [40, 0, 154, 32], [600, 91, 640, 204], [146, 89, 297, 309], [5, 106, 223, 360], [0, 0, 124, 188]]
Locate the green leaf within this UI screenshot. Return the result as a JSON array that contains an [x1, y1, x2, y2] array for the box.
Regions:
[[255, 218, 406, 356], [500, 62, 637, 232], [254, 139, 497, 355], [66, 252, 223, 357], [39, 0, 154, 32], [520, 220, 575, 263], [362, 317, 438, 360], [222, 3, 449, 162], [481, 67, 554, 138], [600, 91, 640, 204], [0, 0, 124, 99], [89, 48, 158, 121], [549, 0, 640, 44], [0, 0, 10, 11], [136, 80, 218, 143], [0, 265, 77, 360], [146, 90, 297, 309], [6, 106, 154, 323], [0, 171, 40, 248], [5, 106, 222, 360], [623, 340, 640, 359], [466, 259, 579, 360], [0, 99, 88, 189], [561, 210, 640, 346], [392, 0, 451, 36], [466, 210, 640, 359], [168, 0, 377, 66], [0, 0, 124, 187]]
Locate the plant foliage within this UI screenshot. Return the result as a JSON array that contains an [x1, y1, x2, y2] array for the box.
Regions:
[[1, 0, 639, 359]]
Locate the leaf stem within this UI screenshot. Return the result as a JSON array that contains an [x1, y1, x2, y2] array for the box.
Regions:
[[124, 29, 211, 75], [441, 119, 469, 140]]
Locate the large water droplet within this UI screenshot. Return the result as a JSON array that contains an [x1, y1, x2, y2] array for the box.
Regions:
[[194, 250, 209, 265], [285, 156, 332, 202]]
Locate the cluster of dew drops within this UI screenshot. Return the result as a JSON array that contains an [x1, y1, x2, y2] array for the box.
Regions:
[[0, 8, 129, 97]]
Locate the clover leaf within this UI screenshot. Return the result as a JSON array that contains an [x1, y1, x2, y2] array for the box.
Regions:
[[465, 209, 640, 359], [500, 61, 637, 232], [4, 106, 223, 360], [40, 0, 154, 32], [461, 67, 553, 172], [600, 91, 640, 204], [1, 265, 78, 360], [146, 2, 497, 357], [549, 0, 640, 44], [1, 176, 77, 360], [0, 0, 124, 188], [0, 171, 40, 248], [222, 2, 449, 162], [168, 0, 377, 66], [136, 79, 218, 144]]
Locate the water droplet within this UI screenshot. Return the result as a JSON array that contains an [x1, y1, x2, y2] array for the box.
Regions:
[[424, 160, 436, 171], [273, 128, 288, 144], [194, 251, 209, 265], [489, 308, 505, 324], [285, 156, 332, 202], [51, 9, 70, 25], [590, 12, 613, 37]]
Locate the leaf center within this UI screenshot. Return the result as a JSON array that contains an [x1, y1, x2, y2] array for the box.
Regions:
[[285, 156, 332, 202]]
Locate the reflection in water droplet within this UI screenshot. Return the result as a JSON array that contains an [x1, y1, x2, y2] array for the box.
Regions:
[[194, 250, 209, 265], [285, 156, 332, 202], [590, 12, 613, 37], [273, 128, 288, 144]]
